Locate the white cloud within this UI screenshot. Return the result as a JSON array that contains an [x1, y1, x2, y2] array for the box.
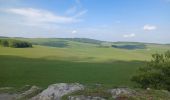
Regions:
[[5, 8, 85, 24], [65, 0, 87, 19], [0, 6, 88, 36], [71, 30, 77, 34], [143, 24, 157, 31], [65, 7, 88, 18], [123, 33, 136, 38], [66, 6, 77, 15], [73, 9, 88, 18]]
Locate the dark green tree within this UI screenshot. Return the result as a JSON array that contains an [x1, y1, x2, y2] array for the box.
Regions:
[[0, 39, 32, 48], [1, 40, 9, 47], [131, 51, 170, 90]]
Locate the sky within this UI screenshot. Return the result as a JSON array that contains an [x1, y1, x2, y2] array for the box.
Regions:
[[0, 0, 170, 43]]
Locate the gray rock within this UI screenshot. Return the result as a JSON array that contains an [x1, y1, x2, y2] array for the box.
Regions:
[[0, 93, 17, 100], [16, 86, 41, 100], [109, 88, 135, 99], [68, 95, 106, 100], [31, 83, 84, 100]]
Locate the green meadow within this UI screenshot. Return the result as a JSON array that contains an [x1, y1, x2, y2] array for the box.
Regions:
[[0, 38, 170, 88]]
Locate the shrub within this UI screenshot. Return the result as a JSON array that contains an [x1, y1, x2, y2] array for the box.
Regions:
[[0, 39, 9, 47], [0, 39, 32, 48], [131, 51, 170, 90]]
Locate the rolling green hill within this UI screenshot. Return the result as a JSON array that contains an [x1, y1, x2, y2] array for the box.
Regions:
[[2, 37, 169, 62], [0, 37, 170, 88]]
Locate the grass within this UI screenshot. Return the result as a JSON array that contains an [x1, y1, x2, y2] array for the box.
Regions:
[[0, 55, 142, 88], [0, 38, 170, 88], [0, 44, 167, 62]]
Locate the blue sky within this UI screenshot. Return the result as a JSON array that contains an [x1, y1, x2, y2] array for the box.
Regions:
[[0, 0, 170, 43]]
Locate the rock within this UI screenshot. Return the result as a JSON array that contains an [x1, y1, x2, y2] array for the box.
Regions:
[[146, 88, 151, 90], [31, 83, 84, 100], [109, 88, 136, 99], [0, 93, 17, 100], [68, 95, 106, 100], [16, 86, 41, 100]]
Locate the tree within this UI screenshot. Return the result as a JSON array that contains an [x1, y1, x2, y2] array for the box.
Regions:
[[0, 39, 32, 48], [0, 40, 9, 47], [131, 51, 170, 90]]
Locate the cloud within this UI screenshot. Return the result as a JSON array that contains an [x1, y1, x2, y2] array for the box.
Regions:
[[66, 6, 77, 15], [65, 0, 87, 18], [123, 33, 136, 38], [73, 9, 88, 18], [65, 6, 88, 18], [5, 8, 85, 24], [71, 30, 77, 34], [0, 7, 87, 37], [143, 24, 157, 31]]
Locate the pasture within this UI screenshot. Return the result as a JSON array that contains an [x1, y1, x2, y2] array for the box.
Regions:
[[0, 38, 170, 88]]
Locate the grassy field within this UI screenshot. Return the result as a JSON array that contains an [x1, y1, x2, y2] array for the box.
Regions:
[[0, 38, 170, 88], [0, 55, 142, 88]]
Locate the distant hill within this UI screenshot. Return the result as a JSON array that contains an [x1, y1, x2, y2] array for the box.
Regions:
[[6, 38, 104, 48], [30, 38, 104, 47], [24, 38, 147, 50], [111, 44, 146, 50], [0, 36, 8, 38], [0, 37, 169, 50], [63, 38, 104, 45]]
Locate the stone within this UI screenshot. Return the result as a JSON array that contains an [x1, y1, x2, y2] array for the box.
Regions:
[[31, 83, 84, 100], [68, 95, 106, 100], [109, 88, 136, 99], [16, 86, 41, 100]]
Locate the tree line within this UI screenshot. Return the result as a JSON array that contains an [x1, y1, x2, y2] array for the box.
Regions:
[[0, 39, 32, 48]]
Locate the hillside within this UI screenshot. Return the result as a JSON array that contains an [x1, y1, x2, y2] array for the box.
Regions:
[[0, 37, 170, 88], [1, 37, 169, 62]]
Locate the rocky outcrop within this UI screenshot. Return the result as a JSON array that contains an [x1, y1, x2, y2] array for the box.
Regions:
[[68, 95, 106, 100], [16, 86, 41, 100], [31, 83, 84, 100], [1, 83, 169, 100], [109, 88, 136, 99]]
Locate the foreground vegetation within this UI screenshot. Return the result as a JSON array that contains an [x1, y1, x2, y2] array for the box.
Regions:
[[132, 51, 170, 90]]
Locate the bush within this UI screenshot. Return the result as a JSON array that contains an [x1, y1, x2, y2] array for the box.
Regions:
[[131, 51, 170, 90], [0, 39, 9, 47], [0, 39, 32, 48]]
